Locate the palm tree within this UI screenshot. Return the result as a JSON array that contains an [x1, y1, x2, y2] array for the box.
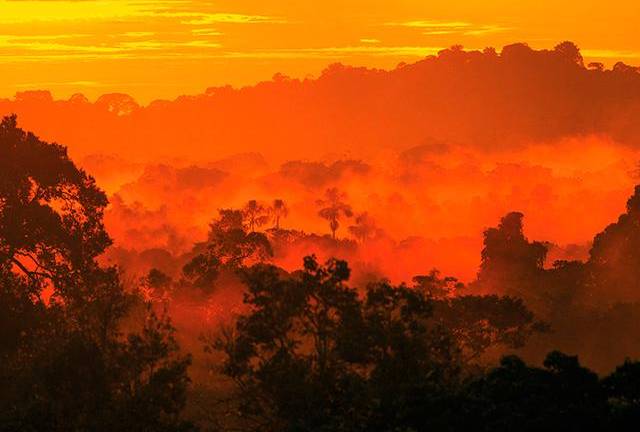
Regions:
[[317, 188, 353, 239], [271, 199, 289, 230]]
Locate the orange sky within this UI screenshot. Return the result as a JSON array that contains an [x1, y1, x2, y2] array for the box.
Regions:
[[1, 0, 639, 103]]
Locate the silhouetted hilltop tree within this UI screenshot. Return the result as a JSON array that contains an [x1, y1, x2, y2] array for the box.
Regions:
[[413, 269, 464, 298], [0, 115, 193, 431], [476, 213, 591, 319], [554, 41, 584, 66], [474, 187, 640, 372], [182, 209, 272, 292], [317, 187, 353, 239], [94, 93, 140, 116], [270, 198, 289, 230], [589, 185, 640, 302], [476, 212, 547, 305], [242, 199, 270, 232]]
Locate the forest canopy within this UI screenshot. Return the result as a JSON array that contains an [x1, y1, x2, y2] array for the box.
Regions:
[[2, 42, 640, 162], [3, 115, 640, 431]]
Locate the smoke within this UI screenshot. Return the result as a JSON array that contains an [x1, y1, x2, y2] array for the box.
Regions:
[[86, 133, 638, 287]]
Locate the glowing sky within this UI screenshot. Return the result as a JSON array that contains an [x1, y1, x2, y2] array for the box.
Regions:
[[2, 0, 639, 102]]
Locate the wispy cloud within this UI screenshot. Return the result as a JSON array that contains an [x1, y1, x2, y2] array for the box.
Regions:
[[0, 34, 89, 42], [389, 20, 472, 28], [0, 1, 284, 25], [191, 28, 223, 36], [582, 49, 640, 60], [387, 20, 510, 37], [0, 44, 445, 63], [0, 0, 283, 63], [463, 25, 511, 36], [121, 32, 156, 38], [0, 1, 150, 23], [422, 30, 456, 36], [16, 80, 103, 88], [176, 13, 285, 26], [0, 30, 222, 60], [0, 37, 123, 53], [220, 46, 444, 60]]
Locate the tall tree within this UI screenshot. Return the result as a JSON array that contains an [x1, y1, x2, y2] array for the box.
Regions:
[[317, 187, 353, 239], [214, 257, 368, 431], [476, 212, 547, 307], [242, 200, 270, 232], [270, 198, 289, 230], [589, 185, 640, 302], [0, 115, 110, 304], [183, 209, 272, 292], [0, 115, 193, 431]]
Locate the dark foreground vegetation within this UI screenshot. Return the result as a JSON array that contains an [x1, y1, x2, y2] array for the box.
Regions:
[[4, 115, 640, 432]]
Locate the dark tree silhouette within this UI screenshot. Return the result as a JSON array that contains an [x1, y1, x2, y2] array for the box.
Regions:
[[433, 295, 548, 363], [589, 185, 640, 301], [242, 200, 270, 232], [414, 270, 546, 363], [183, 209, 272, 292], [212, 256, 545, 431], [270, 198, 289, 230], [213, 257, 369, 431], [348, 212, 380, 243], [0, 115, 193, 431], [0, 114, 110, 305], [474, 193, 640, 373], [476, 212, 548, 309], [413, 269, 464, 299], [463, 351, 606, 432], [602, 360, 640, 426], [317, 187, 353, 239], [554, 41, 584, 66]]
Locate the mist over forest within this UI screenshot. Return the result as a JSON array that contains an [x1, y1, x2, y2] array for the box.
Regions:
[[4, 42, 640, 431]]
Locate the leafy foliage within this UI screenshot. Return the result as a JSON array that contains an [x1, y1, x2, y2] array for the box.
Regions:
[[317, 187, 353, 239], [183, 209, 273, 292], [0, 116, 193, 431], [242, 200, 271, 233], [270, 198, 289, 230], [477, 212, 548, 302], [213, 256, 546, 431], [589, 185, 640, 300]]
